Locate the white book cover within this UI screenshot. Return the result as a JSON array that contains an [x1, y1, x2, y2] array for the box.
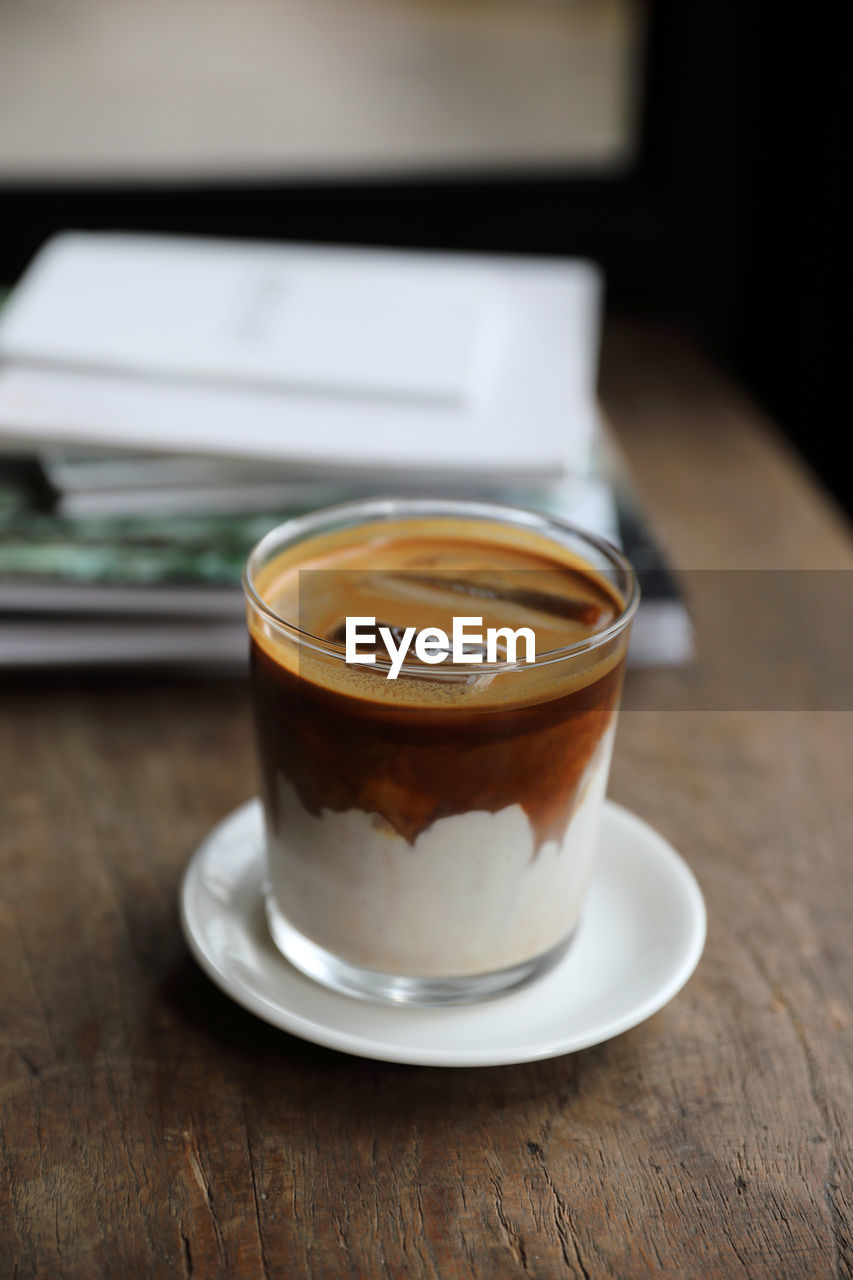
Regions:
[[0, 232, 497, 404], [0, 234, 603, 482]]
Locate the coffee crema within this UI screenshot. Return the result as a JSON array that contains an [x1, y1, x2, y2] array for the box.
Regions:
[[249, 517, 627, 852]]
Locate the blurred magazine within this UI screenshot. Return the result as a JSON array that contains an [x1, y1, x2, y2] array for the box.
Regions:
[[0, 450, 691, 669], [0, 239, 690, 669]]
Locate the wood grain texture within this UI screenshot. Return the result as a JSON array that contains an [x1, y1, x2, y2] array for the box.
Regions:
[[2, 322, 852, 1279]]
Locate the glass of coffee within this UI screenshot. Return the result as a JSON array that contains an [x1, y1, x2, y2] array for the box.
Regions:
[[244, 498, 638, 1005]]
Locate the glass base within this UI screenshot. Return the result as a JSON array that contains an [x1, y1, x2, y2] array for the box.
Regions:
[[264, 888, 577, 1007]]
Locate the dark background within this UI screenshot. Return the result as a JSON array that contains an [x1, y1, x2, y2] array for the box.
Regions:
[[1, 0, 847, 514]]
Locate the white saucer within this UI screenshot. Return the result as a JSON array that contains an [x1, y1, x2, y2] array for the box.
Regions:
[[180, 799, 706, 1067]]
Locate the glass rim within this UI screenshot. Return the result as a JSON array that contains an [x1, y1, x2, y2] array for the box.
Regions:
[[242, 496, 640, 675]]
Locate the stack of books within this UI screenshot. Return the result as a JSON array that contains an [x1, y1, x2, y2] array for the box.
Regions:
[[0, 233, 690, 669]]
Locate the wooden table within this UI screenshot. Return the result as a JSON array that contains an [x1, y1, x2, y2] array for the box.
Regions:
[[2, 322, 851, 1279]]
